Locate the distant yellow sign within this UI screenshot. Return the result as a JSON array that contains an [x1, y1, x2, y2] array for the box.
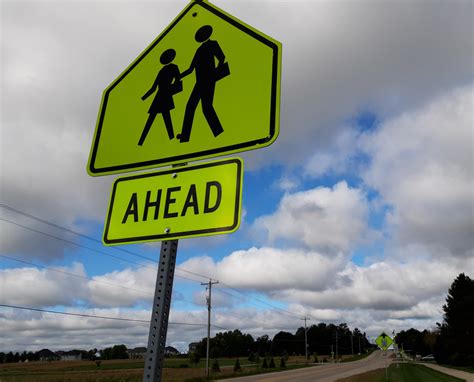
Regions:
[[375, 332, 393, 351], [88, 0, 281, 176], [103, 158, 243, 245]]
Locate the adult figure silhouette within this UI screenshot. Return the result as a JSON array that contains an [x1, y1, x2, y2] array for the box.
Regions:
[[138, 49, 182, 146], [178, 25, 228, 143]]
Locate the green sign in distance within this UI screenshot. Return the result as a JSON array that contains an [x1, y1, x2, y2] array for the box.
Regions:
[[375, 332, 393, 351], [103, 158, 242, 245], [88, 0, 281, 176]]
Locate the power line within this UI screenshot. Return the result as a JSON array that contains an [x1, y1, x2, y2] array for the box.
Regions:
[[0, 204, 211, 282], [216, 284, 302, 319], [0, 254, 154, 296], [0, 205, 303, 320], [0, 217, 201, 284], [0, 304, 207, 327], [0, 254, 207, 309]]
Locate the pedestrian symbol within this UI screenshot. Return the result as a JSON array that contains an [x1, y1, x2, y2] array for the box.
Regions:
[[139, 49, 182, 144], [179, 24, 228, 143], [88, 0, 281, 176]]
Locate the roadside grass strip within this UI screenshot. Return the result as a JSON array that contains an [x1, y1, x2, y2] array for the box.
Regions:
[[336, 363, 466, 382]]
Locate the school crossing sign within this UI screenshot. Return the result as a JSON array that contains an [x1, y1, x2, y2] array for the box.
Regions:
[[88, 0, 282, 176]]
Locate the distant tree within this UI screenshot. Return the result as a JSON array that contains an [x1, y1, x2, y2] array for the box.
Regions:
[[396, 328, 435, 356], [269, 357, 276, 368], [435, 273, 474, 366], [262, 358, 268, 368], [212, 359, 220, 372], [101, 347, 112, 360], [279, 357, 286, 368], [0, 352, 5, 363], [101, 344, 128, 360], [195, 329, 254, 358], [272, 331, 297, 356], [5, 352, 19, 363], [233, 358, 241, 372], [254, 335, 272, 356], [112, 345, 128, 359]]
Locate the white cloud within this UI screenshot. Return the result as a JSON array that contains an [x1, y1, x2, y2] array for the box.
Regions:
[[304, 128, 361, 178], [87, 266, 156, 307], [0, 263, 87, 306], [253, 182, 370, 252], [276, 255, 474, 312], [179, 247, 347, 292], [361, 85, 474, 256]]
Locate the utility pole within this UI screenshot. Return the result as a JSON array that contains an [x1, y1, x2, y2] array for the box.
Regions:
[[335, 329, 338, 361], [301, 317, 309, 363], [202, 279, 218, 378]]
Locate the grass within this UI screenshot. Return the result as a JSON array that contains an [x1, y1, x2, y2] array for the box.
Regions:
[[0, 356, 313, 382], [336, 363, 465, 382]]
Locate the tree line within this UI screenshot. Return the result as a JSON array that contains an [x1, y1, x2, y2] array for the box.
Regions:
[[396, 273, 474, 367], [192, 323, 372, 360], [0, 346, 127, 363]]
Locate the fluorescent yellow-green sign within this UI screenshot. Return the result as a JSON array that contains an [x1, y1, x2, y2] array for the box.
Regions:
[[88, 0, 281, 176], [103, 158, 242, 245], [375, 332, 393, 351]]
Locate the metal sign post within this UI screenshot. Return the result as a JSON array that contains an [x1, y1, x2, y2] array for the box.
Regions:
[[143, 239, 178, 382]]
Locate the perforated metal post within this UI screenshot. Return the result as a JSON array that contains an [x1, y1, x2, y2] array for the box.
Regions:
[[143, 239, 178, 382]]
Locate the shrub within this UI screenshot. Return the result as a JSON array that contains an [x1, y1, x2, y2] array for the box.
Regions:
[[233, 358, 241, 372], [262, 358, 268, 368], [280, 357, 286, 368], [189, 352, 200, 364], [212, 359, 220, 372], [269, 357, 276, 368]]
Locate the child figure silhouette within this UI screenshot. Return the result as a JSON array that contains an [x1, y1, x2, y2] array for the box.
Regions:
[[138, 49, 182, 146]]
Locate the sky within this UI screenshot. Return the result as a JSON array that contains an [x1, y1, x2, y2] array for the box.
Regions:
[[1, 0, 473, 354]]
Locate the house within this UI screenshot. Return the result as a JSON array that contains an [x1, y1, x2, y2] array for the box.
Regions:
[[57, 350, 83, 361], [127, 347, 147, 359], [165, 346, 180, 356], [36, 349, 60, 362]]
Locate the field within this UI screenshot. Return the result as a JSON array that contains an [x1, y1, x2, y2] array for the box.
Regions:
[[336, 363, 465, 382], [0, 356, 312, 382]]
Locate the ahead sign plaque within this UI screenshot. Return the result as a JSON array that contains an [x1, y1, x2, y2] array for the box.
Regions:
[[103, 157, 242, 244]]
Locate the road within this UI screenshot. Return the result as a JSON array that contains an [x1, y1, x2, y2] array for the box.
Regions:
[[219, 350, 391, 382]]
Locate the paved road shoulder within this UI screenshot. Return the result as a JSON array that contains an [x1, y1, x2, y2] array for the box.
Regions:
[[418, 363, 473, 382]]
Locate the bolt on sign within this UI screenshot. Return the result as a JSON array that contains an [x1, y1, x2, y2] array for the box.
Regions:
[[375, 332, 393, 351], [87, 0, 282, 176], [103, 158, 242, 244]]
